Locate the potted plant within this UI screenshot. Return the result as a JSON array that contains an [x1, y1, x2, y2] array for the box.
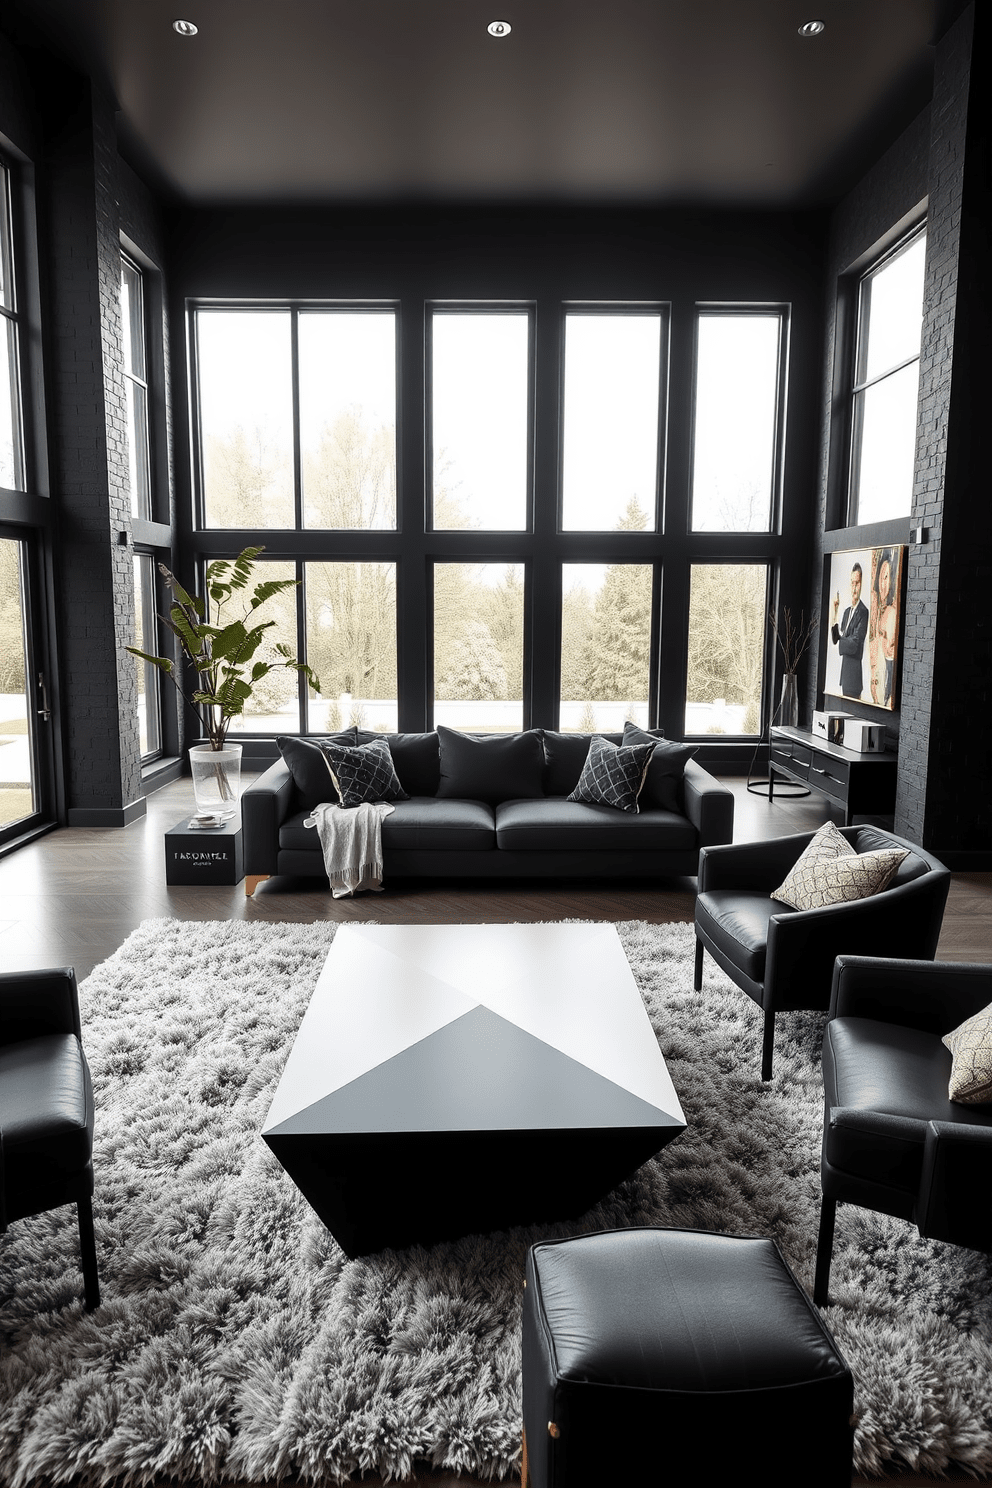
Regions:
[[128, 547, 319, 818]]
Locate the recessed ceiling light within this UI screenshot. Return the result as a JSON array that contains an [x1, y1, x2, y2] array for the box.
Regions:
[[798, 19, 825, 37], [487, 20, 512, 38], [172, 18, 198, 37]]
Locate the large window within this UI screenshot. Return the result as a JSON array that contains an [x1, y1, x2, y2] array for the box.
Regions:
[[431, 312, 530, 531], [121, 255, 152, 519], [1, 161, 24, 493], [561, 312, 664, 532], [690, 312, 784, 532], [187, 299, 790, 743], [195, 306, 397, 531], [132, 554, 162, 758], [849, 228, 926, 524]]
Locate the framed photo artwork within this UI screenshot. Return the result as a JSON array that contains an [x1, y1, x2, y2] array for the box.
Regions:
[[824, 545, 905, 710]]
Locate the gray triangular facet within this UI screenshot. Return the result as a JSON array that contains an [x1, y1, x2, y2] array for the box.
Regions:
[[267, 1005, 682, 1136]]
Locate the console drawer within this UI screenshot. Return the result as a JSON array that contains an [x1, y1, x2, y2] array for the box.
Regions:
[[770, 745, 809, 780], [809, 750, 850, 802]]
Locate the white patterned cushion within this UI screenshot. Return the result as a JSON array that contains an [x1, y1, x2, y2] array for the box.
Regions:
[[942, 1002, 992, 1104], [318, 737, 409, 809], [772, 837, 908, 910], [567, 735, 656, 813]]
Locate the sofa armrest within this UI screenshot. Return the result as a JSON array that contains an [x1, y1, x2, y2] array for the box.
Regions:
[[682, 760, 734, 850], [0, 967, 81, 1045], [697, 831, 813, 893], [242, 759, 295, 875], [829, 956, 990, 1034], [919, 1121, 992, 1250]]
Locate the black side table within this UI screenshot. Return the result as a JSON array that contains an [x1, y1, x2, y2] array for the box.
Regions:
[[165, 816, 244, 885]]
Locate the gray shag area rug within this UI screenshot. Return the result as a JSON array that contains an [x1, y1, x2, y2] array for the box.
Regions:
[[2, 917, 991, 1486]]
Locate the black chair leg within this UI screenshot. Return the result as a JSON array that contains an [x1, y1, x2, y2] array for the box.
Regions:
[[77, 1196, 100, 1311], [813, 1195, 836, 1307], [761, 1008, 775, 1081], [694, 936, 704, 991]]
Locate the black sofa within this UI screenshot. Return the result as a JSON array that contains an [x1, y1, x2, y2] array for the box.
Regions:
[[241, 727, 734, 894]]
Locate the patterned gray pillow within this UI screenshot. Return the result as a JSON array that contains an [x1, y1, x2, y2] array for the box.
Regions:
[[567, 735, 656, 813], [318, 737, 409, 809]]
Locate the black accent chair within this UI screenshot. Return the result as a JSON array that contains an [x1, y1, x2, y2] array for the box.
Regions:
[[693, 826, 950, 1080], [814, 955, 992, 1307], [0, 967, 100, 1311]]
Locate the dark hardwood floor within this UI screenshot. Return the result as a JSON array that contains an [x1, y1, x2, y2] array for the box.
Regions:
[[2, 776, 989, 1487]]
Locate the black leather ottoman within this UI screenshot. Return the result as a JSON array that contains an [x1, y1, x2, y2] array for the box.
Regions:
[[522, 1228, 853, 1488]]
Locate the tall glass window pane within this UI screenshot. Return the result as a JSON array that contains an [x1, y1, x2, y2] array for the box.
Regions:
[[299, 312, 397, 530], [305, 562, 397, 732], [434, 563, 524, 731], [432, 314, 529, 531], [685, 563, 767, 736], [1, 163, 24, 493], [561, 315, 661, 532], [121, 256, 152, 519], [132, 554, 162, 758], [0, 537, 35, 827], [852, 231, 926, 523], [691, 315, 781, 532], [197, 310, 294, 528], [560, 563, 652, 732], [215, 560, 300, 735]]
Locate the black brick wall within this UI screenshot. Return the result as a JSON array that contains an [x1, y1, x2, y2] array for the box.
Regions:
[[42, 76, 143, 822]]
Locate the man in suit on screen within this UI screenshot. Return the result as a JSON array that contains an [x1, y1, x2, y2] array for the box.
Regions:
[[830, 561, 868, 700]]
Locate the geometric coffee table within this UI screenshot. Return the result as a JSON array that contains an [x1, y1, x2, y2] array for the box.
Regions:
[[262, 922, 686, 1257]]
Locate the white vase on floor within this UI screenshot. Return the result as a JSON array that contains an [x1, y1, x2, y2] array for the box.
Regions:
[[189, 742, 243, 819]]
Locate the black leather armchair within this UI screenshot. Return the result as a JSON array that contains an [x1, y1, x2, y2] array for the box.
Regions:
[[693, 826, 950, 1079], [0, 967, 100, 1310], [814, 955, 992, 1306]]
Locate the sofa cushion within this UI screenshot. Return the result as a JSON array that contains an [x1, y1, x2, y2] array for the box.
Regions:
[[319, 737, 409, 807], [622, 723, 698, 812], [381, 797, 497, 851], [277, 731, 358, 810], [436, 725, 545, 805], [495, 797, 697, 852], [541, 731, 624, 796], [568, 735, 656, 813], [282, 797, 497, 853], [695, 890, 795, 983], [356, 731, 441, 797]]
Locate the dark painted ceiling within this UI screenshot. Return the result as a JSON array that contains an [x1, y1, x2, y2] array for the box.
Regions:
[[5, 0, 943, 206]]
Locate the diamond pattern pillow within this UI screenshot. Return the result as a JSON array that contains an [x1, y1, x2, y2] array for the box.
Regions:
[[318, 737, 409, 809], [942, 1002, 992, 1104], [775, 820, 852, 887], [772, 833, 908, 910], [567, 735, 656, 813]]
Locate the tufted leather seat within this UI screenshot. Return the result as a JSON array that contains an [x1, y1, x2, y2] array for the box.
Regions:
[[522, 1227, 853, 1488], [0, 968, 100, 1310]]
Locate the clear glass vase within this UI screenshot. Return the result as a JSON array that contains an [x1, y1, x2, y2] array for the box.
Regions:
[[189, 742, 243, 820], [774, 673, 799, 730]]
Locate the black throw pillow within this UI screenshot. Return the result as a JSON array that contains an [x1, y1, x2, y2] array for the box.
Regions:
[[435, 725, 545, 805], [356, 731, 441, 797], [567, 734, 656, 813], [277, 731, 358, 810], [540, 730, 625, 796], [319, 737, 409, 808], [622, 723, 697, 812]]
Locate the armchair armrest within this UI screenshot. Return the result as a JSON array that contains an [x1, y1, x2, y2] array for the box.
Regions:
[[242, 759, 295, 876], [697, 831, 813, 893], [0, 967, 81, 1045], [764, 867, 950, 1014], [682, 761, 734, 849], [918, 1120, 992, 1249], [829, 957, 991, 1035]]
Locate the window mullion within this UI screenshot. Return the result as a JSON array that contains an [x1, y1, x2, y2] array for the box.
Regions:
[[291, 306, 302, 529]]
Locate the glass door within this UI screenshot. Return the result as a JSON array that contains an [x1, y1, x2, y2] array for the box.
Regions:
[[0, 531, 49, 843]]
